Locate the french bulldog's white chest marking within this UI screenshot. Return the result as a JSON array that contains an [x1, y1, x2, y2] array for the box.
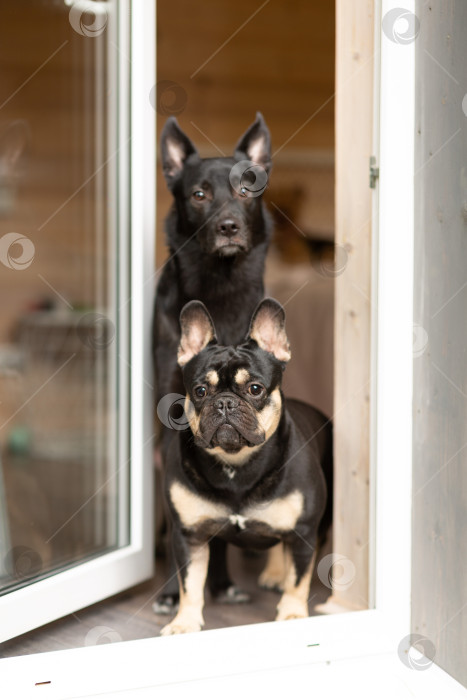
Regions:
[[170, 482, 304, 532], [243, 491, 304, 531], [170, 482, 230, 528]]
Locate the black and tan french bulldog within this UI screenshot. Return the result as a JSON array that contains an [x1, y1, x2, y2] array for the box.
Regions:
[[160, 298, 332, 635]]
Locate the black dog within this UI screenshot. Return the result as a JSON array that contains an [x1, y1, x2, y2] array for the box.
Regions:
[[160, 298, 332, 635], [153, 112, 272, 404], [153, 114, 273, 611]]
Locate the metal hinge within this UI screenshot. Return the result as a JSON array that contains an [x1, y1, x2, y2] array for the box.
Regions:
[[369, 156, 379, 189]]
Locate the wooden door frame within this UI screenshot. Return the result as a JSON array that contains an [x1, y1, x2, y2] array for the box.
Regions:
[[333, 0, 376, 610]]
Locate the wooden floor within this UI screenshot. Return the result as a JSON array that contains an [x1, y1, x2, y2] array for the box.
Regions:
[[0, 545, 333, 658], [1, 450, 335, 660]]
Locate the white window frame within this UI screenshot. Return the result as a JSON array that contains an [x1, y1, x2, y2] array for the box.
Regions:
[[1, 1, 467, 696], [0, 0, 155, 642]]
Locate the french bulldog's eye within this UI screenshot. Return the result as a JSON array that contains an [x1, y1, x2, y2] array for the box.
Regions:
[[194, 385, 207, 398], [248, 383, 263, 397], [239, 186, 248, 197], [193, 190, 206, 201]]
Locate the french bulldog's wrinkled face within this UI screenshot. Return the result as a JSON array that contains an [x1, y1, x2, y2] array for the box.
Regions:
[[184, 345, 282, 453], [160, 113, 271, 257], [178, 298, 291, 464]]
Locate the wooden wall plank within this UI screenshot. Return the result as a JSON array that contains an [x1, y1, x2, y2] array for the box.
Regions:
[[412, 0, 467, 687], [333, 0, 374, 609]]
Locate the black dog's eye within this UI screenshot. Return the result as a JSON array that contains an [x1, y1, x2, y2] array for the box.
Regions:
[[248, 383, 263, 397], [193, 191, 206, 201], [194, 385, 207, 398]]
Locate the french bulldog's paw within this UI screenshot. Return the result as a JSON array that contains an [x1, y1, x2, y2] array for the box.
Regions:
[[258, 569, 284, 592], [212, 585, 251, 604], [152, 594, 179, 616], [275, 594, 308, 622], [160, 613, 203, 636], [276, 611, 307, 621]]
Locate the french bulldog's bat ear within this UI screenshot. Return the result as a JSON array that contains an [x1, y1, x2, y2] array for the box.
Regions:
[[160, 117, 199, 187], [234, 112, 271, 174], [247, 298, 291, 363], [178, 301, 217, 367]]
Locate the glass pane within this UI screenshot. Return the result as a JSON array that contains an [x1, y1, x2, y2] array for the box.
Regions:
[[0, 0, 129, 594]]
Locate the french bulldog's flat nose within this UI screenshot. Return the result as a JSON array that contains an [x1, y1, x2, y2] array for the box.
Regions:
[[214, 395, 239, 413], [217, 218, 240, 237]]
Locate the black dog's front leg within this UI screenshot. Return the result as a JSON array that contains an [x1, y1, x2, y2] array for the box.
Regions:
[[276, 530, 318, 621], [154, 535, 244, 614], [160, 526, 209, 636], [207, 538, 251, 604]]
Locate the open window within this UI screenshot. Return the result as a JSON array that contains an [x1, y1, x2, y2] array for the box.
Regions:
[[152, 0, 372, 625], [0, 0, 154, 640]]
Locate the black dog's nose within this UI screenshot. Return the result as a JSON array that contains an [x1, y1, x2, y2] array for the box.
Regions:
[[214, 395, 239, 413], [217, 218, 240, 237]]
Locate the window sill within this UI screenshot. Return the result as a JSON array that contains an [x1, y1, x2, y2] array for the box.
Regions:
[[2, 610, 466, 698]]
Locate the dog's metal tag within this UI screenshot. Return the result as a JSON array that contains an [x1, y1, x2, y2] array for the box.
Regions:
[[369, 155, 380, 189], [229, 514, 247, 530], [222, 464, 237, 480]]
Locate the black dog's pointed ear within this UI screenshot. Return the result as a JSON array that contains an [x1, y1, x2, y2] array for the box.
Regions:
[[178, 301, 217, 367], [247, 298, 291, 363], [160, 117, 199, 187], [234, 112, 271, 173]]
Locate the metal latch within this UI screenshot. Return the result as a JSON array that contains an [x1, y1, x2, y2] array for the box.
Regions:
[[369, 156, 379, 189]]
